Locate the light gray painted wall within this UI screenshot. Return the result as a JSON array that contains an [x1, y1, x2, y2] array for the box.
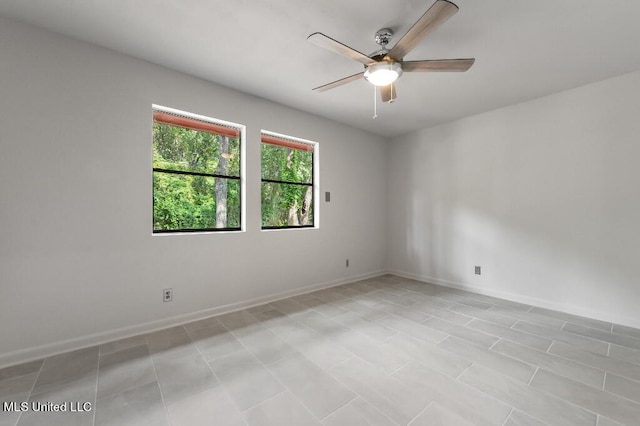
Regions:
[[0, 17, 388, 366], [388, 70, 640, 328]]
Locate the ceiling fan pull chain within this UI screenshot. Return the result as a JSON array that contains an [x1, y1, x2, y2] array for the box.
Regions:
[[373, 85, 378, 119]]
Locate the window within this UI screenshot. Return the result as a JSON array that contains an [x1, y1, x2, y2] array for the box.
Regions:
[[152, 105, 242, 233], [261, 131, 316, 229]]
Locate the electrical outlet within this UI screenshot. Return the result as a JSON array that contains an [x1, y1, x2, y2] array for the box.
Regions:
[[475, 266, 481, 275], [163, 288, 173, 302], [346, 259, 350, 267]]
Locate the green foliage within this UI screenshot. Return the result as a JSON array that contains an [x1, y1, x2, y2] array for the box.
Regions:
[[152, 121, 315, 230], [153, 122, 240, 231], [153, 122, 240, 175], [261, 144, 313, 227]]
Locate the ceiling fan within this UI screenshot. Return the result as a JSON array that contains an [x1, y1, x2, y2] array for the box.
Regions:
[[308, 0, 474, 103]]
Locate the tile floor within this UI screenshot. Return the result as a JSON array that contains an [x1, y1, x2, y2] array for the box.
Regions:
[[2, 275, 640, 425]]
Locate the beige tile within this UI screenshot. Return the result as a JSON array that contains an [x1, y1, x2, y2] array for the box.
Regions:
[[382, 334, 471, 378], [31, 347, 98, 395], [421, 317, 498, 348], [467, 319, 552, 351], [186, 321, 245, 361], [597, 416, 624, 426], [604, 372, 640, 404], [95, 381, 168, 426], [563, 322, 640, 350], [370, 289, 418, 307], [99, 335, 147, 356], [269, 298, 309, 316], [167, 386, 245, 426], [331, 327, 412, 374], [409, 401, 475, 426], [530, 368, 640, 425], [504, 410, 548, 426], [331, 311, 397, 342], [488, 305, 567, 329], [216, 310, 261, 332], [374, 300, 432, 323], [0, 373, 38, 426], [514, 321, 609, 355], [292, 338, 353, 371], [492, 339, 605, 388], [529, 306, 612, 332], [0, 360, 43, 382], [437, 336, 536, 382], [243, 391, 320, 426], [0, 373, 38, 401], [232, 325, 298, 365], [428, 289, 494, 310], [152, 348, 218, 405], [209, 349, 284, 411], [609, 344, 640, 366], [458, 364, 596, 426], [145, 326, 193, 356], [295, 311, 349, 338], [311, 302, 350, 318], [549, 341, 640, 382], [20, 377, 95, 426], [374, 314, 447, 344], [321, 397, 396, 426], [97, 344, 155, 400], [330, 357, 432, 425], [267, 353, 355, 420], [393, 360, 511, 426], [449, 303, 518, 327], [612, 324, 640, 340]]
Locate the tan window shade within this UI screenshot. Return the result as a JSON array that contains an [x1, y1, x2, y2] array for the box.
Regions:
[[153, 111, 239, 138], [261, 134, 314, 152]]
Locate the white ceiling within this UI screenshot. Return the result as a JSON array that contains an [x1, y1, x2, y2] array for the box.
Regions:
[[1, 0, 639, 138]]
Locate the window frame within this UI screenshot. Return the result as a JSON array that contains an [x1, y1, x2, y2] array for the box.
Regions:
[[152, 104, 245, 234], [260, 130, 318, 230]]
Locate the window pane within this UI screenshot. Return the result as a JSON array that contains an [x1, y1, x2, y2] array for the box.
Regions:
[[153, 122, 240, 177], [261, 144, 312, 184], [153, 172, 240, 231], [261, 182, 313, 227]]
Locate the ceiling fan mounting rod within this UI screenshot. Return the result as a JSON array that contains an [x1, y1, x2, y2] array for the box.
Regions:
[[374, 28, 393, 48]]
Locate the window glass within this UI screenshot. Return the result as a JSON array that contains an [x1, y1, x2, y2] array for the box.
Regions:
[[153, 107, 242, 233], [261, 132, 315, 229]]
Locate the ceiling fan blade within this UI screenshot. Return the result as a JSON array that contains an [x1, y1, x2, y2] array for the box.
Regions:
[[380, 83, 397, 103], [308, 32, 374, 66], [312, 72, 364, 92], [388, 0, 459, 60], [403, 58, 475, 72]]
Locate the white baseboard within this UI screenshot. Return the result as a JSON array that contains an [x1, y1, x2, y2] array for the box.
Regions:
[[388, 268, 640, 330], [0, 270, 386, 369]]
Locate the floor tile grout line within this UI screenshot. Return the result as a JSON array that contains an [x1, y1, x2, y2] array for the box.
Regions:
[[91, 356, 100, 426], [239, 307, 359, 423], [318, 357, 404, 425], [194, 313, 275, 423], [455, 361, 475, 381], [145, 334, 175, 426], [406, 401, 434, 426], [527, 366, 539, 385], [500, 407, 514, 426], [14, 357, 47, 426]]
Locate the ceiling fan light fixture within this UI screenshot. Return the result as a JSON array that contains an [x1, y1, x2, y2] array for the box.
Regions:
[[364, 61, 403, 86]]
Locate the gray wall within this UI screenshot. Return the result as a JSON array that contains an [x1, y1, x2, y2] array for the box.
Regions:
[[0, 17, 388, 366], [387, 70, 640, 328]]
